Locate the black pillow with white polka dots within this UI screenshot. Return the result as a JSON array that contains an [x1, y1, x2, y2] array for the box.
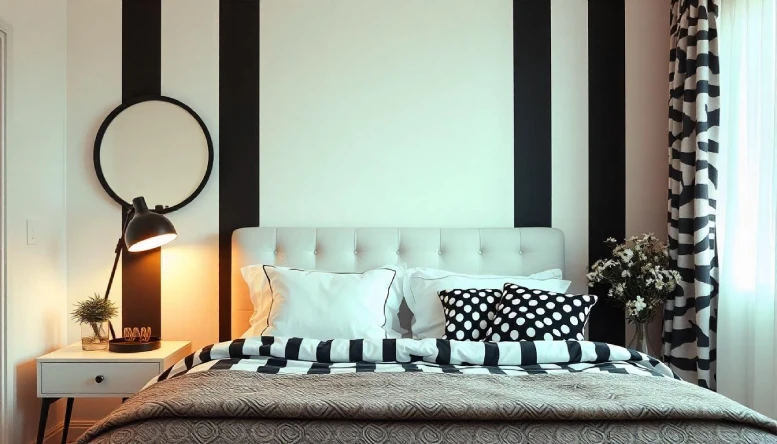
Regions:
[[437, 288, 501, 341], [486, 284, 597, 342]]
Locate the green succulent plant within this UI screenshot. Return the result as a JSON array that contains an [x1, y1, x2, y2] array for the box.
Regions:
[[71, 293, 118, 324]]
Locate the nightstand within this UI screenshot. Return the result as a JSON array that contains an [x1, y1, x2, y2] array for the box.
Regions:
[[36, 340, 191, 444]]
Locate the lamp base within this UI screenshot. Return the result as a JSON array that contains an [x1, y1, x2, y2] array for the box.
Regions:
[[108, 337, 162, 353]]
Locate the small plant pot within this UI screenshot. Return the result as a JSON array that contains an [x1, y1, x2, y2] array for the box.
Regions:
[[81, 321, 110, 351]]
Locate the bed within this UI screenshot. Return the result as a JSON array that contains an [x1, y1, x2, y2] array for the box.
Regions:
[[78, 228, 777, 443]]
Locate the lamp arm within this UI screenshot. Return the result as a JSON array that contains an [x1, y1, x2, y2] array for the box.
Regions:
[[104, 208, 134, 340]]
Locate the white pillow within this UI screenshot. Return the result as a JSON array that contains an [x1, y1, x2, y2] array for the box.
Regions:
[[404, 268, 571, 339], [242, 265, 402, 340], [261, 266, 397, 340], [240, 263, 407, 338]]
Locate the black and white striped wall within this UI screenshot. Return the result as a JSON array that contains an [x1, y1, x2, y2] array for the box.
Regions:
[[66, 0, 669, 353]]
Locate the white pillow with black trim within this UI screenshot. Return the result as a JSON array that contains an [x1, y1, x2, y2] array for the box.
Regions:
[[240, 263, 407, 338], [487, 283, 597, 342], [260, 265, 397, 340], [438, 288, 502, 341], [405, 268, 572, 339]]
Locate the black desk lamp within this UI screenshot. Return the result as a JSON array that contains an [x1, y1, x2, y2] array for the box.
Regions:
[[103, 196, 177, 340]]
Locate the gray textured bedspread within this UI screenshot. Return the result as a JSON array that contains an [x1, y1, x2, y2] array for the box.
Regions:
[[79, 371, 777, 443]]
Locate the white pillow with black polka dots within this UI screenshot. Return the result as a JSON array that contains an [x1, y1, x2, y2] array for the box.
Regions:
[[486, 284, 597, 342], [437, 288, 501, 341]]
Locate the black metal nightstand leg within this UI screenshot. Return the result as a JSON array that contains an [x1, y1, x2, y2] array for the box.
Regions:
[[37, 397, 59, 444], [61, 397, 74, 444]]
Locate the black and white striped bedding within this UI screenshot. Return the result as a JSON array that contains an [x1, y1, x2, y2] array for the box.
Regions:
[[148, 336, 677, 388]]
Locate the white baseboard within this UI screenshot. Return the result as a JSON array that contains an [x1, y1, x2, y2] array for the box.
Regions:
[[34, 420, 96, 444]]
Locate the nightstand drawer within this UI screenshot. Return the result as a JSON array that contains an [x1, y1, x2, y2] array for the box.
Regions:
[[40, 362, 160, 396]]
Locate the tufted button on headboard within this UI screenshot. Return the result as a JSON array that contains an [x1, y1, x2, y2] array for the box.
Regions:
[[231, 227, 565, 339]]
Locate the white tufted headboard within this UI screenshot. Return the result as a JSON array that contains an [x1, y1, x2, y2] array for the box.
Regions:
[[231, 227, 565, 339]]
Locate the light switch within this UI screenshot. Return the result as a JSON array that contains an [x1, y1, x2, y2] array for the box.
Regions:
[[26, 220, 37, 245]]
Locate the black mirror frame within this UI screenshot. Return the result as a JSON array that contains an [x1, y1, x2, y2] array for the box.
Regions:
[[93, 95, 215, 214]]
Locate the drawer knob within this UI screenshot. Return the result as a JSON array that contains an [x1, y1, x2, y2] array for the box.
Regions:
[[95, 375, 104, 384]]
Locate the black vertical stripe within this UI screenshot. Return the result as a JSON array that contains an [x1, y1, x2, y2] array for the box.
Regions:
[[483, 342, 500, 366], [218, 0, 261, 342], [199, 344, 213, 363], [285, 338, 303, 360], [228, 338, 246, 358], [259, 337, 273, 356], [349, 339, 364, 362], [263, 358, 287, 372], [355, 361, 377, 372], [121, 0, 163, 338], [519, 341, 538, 365], [486, 366, 506, 375], [566, 341, 583, 363], [307, 363, 332, 374], [157, 365, 174, 382], [593, 342, 612, 363], [256, 363, 281, 374], [122, 0, 161, 99], [211, 358, 240, 370], [183, 353, 195, 370], [513, 0, 552, 227], [588, 0, 626, 346], [382, 339, 397, 362], [401, 363, 422, 372], [316, 340, 333, 363], [435, 339, 451, 365]]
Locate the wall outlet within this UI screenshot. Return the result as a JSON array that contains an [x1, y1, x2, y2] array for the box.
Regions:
[[26, 219, 37, 245]]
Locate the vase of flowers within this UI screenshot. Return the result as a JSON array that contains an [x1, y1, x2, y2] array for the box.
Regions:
[[586, 234, 681, 354], [72, 294, 118, 351]]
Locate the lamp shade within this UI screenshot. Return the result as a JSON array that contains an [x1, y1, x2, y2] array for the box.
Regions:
[[125, 197, 178, 252]]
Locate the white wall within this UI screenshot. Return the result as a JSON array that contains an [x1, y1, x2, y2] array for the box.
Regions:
[[550, 0, 588, 293], [624, 0, 671, 354], [158, 0, 219, 355], [0, 0, 68, 442], [259, 0, 514, 228]]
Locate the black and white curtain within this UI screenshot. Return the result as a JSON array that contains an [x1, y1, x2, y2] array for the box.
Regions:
[[664, 0, 720, 390]]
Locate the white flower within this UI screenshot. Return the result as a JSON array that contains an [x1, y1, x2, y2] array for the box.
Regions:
[[614, 283, 625, 295], [621, 270, 631, 278], [618, 248, 634, 264], [606, 237, 617, 243], [626, 300, 640, 318], [633, 296, 647, 313]]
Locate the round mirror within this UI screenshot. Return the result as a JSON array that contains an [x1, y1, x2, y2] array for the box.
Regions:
[[94, 96, 214, 214]]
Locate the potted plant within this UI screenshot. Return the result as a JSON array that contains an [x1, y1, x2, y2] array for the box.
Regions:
[[586, 234, 681, 354], [72, 294, 118, 351]]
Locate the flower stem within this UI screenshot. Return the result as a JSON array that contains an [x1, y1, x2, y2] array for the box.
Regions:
[[90, 322, 102, 340]]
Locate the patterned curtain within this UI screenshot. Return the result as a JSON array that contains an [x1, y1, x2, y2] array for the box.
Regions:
[[664, 0, 720, 390]]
